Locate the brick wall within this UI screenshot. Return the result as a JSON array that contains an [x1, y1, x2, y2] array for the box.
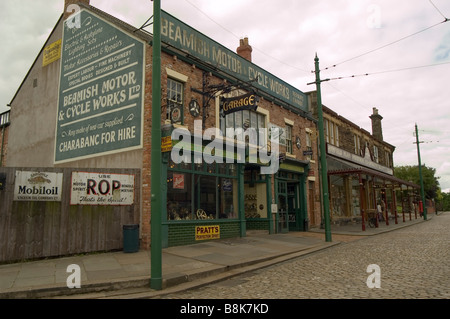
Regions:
[[0, 125, 8, 166]]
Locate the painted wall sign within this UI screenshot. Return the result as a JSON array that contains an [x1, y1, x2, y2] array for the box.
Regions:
[[55, 9, 145, 163], [221, 93, 258, 115], [70, 172, 135, 205], [160, 10, 307, 112], [14, 171, 63, 201], [195, 225, 220, 241], [43, 39, 62, 67]]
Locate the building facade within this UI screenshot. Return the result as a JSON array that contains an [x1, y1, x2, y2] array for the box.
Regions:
[[308, 92, 419, 229], [2, 1, 321, 260]]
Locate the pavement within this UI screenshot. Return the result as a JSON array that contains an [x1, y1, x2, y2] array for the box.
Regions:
[[0, 214, 428, 299]]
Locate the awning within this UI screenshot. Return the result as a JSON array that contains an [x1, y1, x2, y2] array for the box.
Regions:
[[327, 155, 419, 189]]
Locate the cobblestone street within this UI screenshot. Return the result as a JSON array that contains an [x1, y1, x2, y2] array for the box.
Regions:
[[157, 213, 449, 299]]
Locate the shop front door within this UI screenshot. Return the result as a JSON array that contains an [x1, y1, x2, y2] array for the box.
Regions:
[[287, 182, 300, 231], [277, 181, 289, 233]]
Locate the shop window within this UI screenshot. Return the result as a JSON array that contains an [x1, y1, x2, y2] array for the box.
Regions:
[[167, 78, 183, 124], [168, 158, 238, 221]]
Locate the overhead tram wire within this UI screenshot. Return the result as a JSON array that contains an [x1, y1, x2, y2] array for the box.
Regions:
[[324, 61, 450, 82], [320, 18, 449, 72], [429, 0, 449, 21]]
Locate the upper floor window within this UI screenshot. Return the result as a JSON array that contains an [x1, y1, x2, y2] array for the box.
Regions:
[[220, 109, 266, 146], [285, 124, 293, 154], [385, 150, 391, 167], [373, 145, 379, 163], [0, 111, 10, 127], [305, 129, 313, 160], [354, 134, 361, 155], [167, 78, 184, 124], [325, 119, 339, 147]]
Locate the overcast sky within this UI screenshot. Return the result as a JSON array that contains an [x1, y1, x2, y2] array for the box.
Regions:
[[1, 0, 449, 191]]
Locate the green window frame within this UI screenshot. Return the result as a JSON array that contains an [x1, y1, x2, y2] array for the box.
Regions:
[[167, 156, 239, 221]]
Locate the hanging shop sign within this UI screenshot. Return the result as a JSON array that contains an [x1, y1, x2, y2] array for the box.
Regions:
[[195, 225, 220, 241], [70, 172, 135, 205], [14, 171, 63, 201], [55, 9, 145, 163], [221, 93, 258, 115], [160, 10, 307, 112]]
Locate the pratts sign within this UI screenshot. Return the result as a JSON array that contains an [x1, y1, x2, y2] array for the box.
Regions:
[[221, 93, 258, 115]]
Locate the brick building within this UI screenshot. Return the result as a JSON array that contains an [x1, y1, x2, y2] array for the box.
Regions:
[[308, 92, 419, 228], [2, 1, 322, 257]]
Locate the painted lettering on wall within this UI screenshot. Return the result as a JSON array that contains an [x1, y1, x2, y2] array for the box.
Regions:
[[161, 10, 306, 111], [55, 9, 144, 163]]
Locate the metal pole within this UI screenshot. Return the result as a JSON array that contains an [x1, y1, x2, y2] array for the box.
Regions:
[[415, 123, 427, 220], [314, 54, 332, 242], [150, 0, 163, 290]]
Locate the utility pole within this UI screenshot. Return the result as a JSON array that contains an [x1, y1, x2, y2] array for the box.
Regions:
[[150, 0, 163, 290], [309, 54, 332, 242], [415, 123, 427, 221]]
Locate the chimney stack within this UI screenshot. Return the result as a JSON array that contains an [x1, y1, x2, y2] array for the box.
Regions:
[[237, 37, 252, 62], [370, 107, 383, 141], [64, 0, 90, 19]]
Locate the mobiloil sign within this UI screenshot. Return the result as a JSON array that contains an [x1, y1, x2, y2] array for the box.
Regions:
[[160, 10, 307, 112], [14, 171, 63, 201]]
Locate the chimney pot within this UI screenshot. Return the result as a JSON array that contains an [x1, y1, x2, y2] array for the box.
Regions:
[[370, 107, 383, 141], [237, 37, 252, 62]]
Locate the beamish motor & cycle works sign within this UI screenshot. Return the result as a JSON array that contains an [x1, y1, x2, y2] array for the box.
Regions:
[[55, 9, 145, 163], [160, 10, 307, 112]]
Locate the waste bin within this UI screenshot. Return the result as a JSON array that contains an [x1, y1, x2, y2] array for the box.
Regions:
[[303, 218, 309, 231], [123, 224, 139, 253]]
